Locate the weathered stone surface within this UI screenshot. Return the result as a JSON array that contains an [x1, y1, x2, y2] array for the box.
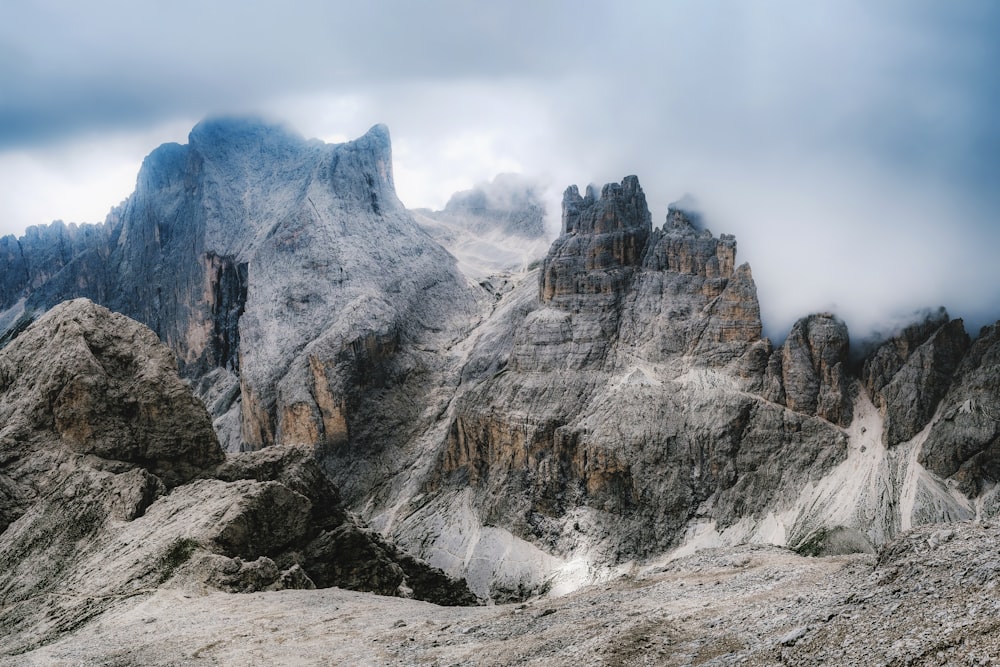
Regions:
[[540, 176, 651, 303], [765, 313, 853, 427], [0, 298, 223, 494], [417, 178, 844, 574], [862, 312, 970, 446], [0, 119, 480, 473], [8, 115, 1000, 614], [919, 322, 1000, 495], [0, 300, 478, 653]]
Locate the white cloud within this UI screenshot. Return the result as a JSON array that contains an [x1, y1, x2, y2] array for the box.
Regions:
[[0, 1, 997, 339]]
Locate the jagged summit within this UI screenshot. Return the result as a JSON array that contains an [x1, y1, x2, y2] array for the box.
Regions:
[[664, 205, 712, 238], [561, 174, 651, 235], [5, 120, 1000, 628], [0, 118, 477, 457]]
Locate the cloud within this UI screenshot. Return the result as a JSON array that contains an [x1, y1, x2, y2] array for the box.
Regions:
[[0, 0, 998, 340]]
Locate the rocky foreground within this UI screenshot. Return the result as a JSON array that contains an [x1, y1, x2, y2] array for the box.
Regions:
[[5, 521, 1000, 666], [0, 299, 474, 659]]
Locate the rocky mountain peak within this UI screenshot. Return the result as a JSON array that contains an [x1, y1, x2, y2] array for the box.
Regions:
[[561, 174, 651, 236], [541, 176, 653, 303], [862, 310, 971, 446], [438, 173, 547, 239], [188, 115, 307, 152], [764, 312, 853, 426], [664, 206, 713, 239]]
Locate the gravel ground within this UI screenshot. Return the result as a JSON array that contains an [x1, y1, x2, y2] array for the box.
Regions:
[[5, 522, 1000, 666]]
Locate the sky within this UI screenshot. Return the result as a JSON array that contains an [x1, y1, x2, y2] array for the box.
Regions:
[[1, 0, 998, 341]]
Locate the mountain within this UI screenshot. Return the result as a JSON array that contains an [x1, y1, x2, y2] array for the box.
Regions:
[[0, 298, 476, 653], [412, 173, 552, 280], [3, 117, 1000, 613]]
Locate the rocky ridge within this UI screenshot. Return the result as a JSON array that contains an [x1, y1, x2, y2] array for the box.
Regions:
[[0, 299, 474, 655], [9, 521, 1000, 665], [2, 118, 999, 606]]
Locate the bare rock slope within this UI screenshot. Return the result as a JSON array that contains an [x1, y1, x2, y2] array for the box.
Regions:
[[3, 118, 1000, 606], [8, 521, 1000, 666], [0, 299, 474, 655]]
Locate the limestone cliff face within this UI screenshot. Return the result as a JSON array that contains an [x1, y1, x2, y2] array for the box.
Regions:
[[764, 314, 853, 427], [8, 124, 1000, 603], [418, 177, 846, 574], [0, 118, 480, 475], [862, 312, 970, 446], [540, 177, 650, 303], [918, 322, 1000, 495]]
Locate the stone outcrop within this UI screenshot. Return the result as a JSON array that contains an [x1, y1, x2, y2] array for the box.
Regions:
[[764, 313, 853, 427], [862, 311, 970, 446], [540, 176, 650, 303], [0, 299, 476, 653], [0, 299, 222, 504], [918, 322, 1000, 494]]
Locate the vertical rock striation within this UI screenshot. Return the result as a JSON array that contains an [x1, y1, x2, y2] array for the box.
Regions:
[[764, 314, 853, 427], [0, 119, 480, 500], [862, 311, 970, 446], [417, 176, 845, 581]]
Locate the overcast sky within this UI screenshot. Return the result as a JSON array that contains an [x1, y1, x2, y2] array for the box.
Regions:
[[1, 0, 998, 340]]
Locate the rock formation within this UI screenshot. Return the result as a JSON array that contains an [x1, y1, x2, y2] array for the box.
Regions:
[[0, 299, 475, 654], [0, 118, 481, 512], [918, 321, 1000, 495], [412, 173, 551, 279], [398, 178, 849, 595], [764, 313, 853, 426], [862, 310, 970, 446], [4, 117, 1000, 607]]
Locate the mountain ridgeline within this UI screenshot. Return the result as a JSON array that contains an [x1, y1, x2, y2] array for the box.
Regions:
[[2, 117, 1000, 600]]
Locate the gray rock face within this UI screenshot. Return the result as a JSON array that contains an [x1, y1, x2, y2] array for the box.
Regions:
[[0, 299, 223, 501], [0, 118, 480, 485], [8, 117, 1000, 607], [919, 322, 1000, 494], [862, 312, 970, 446], [0, 299, 476, 652], [764, 313, 853, 427], [540, 176, 650, 305], [419, 177, 844, 571], [0, 221, 112, 311]]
